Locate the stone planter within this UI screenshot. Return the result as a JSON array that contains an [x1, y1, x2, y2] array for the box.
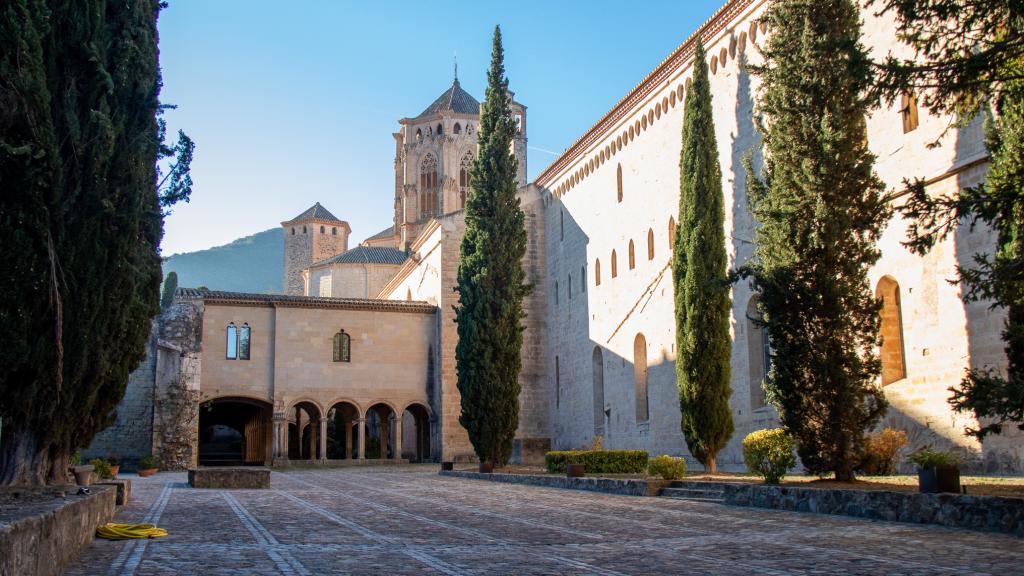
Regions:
[[441, 461, 454, 471], [479, 461, 494, 474], [918, 465, 961, 494], [566, 463, 586, 478], [71, 465, 94, 486], [137, 468, 159, 478]]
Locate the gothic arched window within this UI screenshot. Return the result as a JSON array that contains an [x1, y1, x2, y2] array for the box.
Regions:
[[581, 265, 586, 293], [420, 153, 439, 218], [226, 323, 238, 360], [333, 330, 352, 363], [877, 276, 907, 385], [592, 347, 605, 432], [436, 123, 443, 136], [668, 217, 676, 250], [320, 225, 325, 234], [239, 323, 251, 361], [647, 228, 655, 260], [459, 152, 473, 209], [453, 123, 462, 134], [611, 250, 618, 278], [628, 240, 636, 270], [595, 259, 601, 286], [634, 333, 649, 422], [616, 164, 623, 202]]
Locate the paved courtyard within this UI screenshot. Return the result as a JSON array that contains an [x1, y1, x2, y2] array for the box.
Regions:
[[70, 466, 1022, 575]]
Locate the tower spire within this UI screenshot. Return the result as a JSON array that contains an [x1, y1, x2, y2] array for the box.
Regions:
[[454, 53, 458, 82]]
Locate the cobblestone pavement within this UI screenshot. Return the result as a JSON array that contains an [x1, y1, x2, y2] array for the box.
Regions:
[[69, 465, 1022, 575]]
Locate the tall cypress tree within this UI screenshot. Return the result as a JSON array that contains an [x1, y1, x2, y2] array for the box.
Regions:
[[161, 271, 179, 310], [744, 0, 889, 481], [0, 0, 192, 485], [674, 40, 734, 474], [454, 26, 530, 468]]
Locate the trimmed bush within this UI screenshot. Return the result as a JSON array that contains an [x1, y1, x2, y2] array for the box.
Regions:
[[742, 429, 797, 484], [908, 447, 961, 469], [648, 455, 687, 480], [858, 428, 908, 475], [544, 450, 648, 474], [139, 454, 157, 470]]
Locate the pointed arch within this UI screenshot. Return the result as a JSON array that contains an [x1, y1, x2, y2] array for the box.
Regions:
[[628, 240, 636, 270], [616, 164, 623, 202], [420, 153, 439, 218], [876, 276, 907, 385], [459, 151, 473, 209], [611, 250, 618, 278], [592, 347, 605, 432], [595, 259, 601, 286], [647, 228, 655, 260]]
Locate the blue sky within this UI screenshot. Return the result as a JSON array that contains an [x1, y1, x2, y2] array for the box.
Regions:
[[158, 0, 724, 255]]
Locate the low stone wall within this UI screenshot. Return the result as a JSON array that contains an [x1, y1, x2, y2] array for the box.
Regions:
[[722, 483, 1024, 536], [189, 467, 271, 489], [439, 470, 669, 497], [0, 485, 116, 576]]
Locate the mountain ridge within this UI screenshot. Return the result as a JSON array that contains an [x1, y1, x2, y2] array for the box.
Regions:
[[162, 228, 283, 294]]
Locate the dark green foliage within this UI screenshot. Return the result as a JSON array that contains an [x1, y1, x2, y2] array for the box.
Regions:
[[544, 450, 648, 474], [161, 271, 178, 310], [454, 26, 531, 467], [0, 0, 192, 485], [673, 40, 734, 474], [742, 0, 889, 481], [873, 0, 1024, 439]]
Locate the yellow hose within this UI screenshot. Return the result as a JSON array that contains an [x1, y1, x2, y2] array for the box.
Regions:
[[96, 523, 168, 540]]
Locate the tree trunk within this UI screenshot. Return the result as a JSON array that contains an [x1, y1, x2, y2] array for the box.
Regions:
[[705, 455, 717, 475], [835, 466, 855, 482], [47, 448, 70, 485], [0, 422, 48, 486]]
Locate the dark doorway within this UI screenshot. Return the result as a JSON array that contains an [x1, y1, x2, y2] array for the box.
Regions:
[[198, 398, 272, 466]]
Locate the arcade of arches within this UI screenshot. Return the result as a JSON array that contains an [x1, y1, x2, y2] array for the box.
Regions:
[[198, 397, 432, 466]]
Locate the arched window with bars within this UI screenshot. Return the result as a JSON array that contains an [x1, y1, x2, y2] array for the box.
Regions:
[[333, 330, 352, 363]]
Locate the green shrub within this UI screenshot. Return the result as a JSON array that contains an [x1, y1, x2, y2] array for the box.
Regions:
[[858, 428, 908, 475], [908, 447, 961, 469], [544, 450, 648, 474], [89, 458, 114, 480], [647, 455, 687, 480], [139, 454, 157, 470], [69, 452, 81, 467], [742, 428, 797, 484]]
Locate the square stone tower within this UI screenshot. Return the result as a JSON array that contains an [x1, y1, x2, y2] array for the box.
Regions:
[[281, 203, 350, 295]]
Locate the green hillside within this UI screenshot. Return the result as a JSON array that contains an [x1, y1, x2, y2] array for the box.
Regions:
[[162, 228, 283, 294]]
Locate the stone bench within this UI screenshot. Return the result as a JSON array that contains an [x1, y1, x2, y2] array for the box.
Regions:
[[188, 467, 271, 489], [95, 479, 131, 505]]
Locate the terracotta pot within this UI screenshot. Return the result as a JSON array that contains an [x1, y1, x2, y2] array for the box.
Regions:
[[109, 465, 120, 478], [479, 461, 494, 474], [138, 468, 159, 478], [566, 463, 586, 478], [71, 465, 94, 486], [441, 461, 454, 471], [918, 465, 960, 494]]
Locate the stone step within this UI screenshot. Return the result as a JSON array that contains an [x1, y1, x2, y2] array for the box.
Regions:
[[668, 480, 742, 491], [659, 487, 725, 502]]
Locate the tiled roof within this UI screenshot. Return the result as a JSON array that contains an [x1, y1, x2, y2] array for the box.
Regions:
[[311, 246, 409, 267], [416, 79, 480, 118], [175, 288, 434, 313], [285, 202, 343, 223], [363, 225, 397, 243]]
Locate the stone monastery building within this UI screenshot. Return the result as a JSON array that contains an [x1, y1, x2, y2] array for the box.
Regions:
[[88, 0, 1022, 474]]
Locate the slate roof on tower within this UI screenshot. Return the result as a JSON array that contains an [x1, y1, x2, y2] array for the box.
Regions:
[[285, 202, 344, 223], [415, 79, 480, 118]]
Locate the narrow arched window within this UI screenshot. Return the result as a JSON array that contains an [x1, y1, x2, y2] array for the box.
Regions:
[[303, 225, 307, 234], [406, 288, 412, 301], [416, 128, 423, 141], [616, 164, 623, 202], [436, 123, 443, 136], [453, 123, 462, 134], [291, 227, 295, 235], [877, 277, 907, 385], [555, 356, 561, 409], [634, 333, 649, 422], [333, 330, 352, 363], [668, 217, 676, 249], [320, 225, 325, 234], [239, 323, 251, 360], [332, 227, 337, 235], [595, 259, 601, 286], [746, 297, 768, 410], [901, 91, 919, 133], [647, 228, 655, 260], [592, 346, 605, 432], [459, 152, 473, 209], [420, 153, 439, 218], [568, 274, 572, 300], [611, 250, 618, 278], [581, 265, 587, 293], [555, 281, 559, 305], [628, 240, 636, 270], [226, 323, 238, 360]]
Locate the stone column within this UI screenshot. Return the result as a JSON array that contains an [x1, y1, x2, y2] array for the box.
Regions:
[[394, 414, 403, 461], [272, 412, 288, 465], [308, 417, 318, 461], [380, 416, 390, 460], [318, 417, 327, 462], [357, 418, 366, 462], [344, 417, 353, 459]]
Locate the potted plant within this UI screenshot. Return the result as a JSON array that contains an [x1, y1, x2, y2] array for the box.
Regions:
[[908, 447, 961, 493], [107, 456, 120, 478], [89, 458, 114, 480], [138, 454, 159, 477], [69, 452, 94, 486]]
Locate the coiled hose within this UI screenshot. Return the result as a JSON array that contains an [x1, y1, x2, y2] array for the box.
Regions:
[[96, 523, 168, 540]]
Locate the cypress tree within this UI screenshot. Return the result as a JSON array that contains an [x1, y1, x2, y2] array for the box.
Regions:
[[161, 271, 179, 310], [454, 26, 531, 468], [0, 0, 192, 485], [744, 0, 889, 481], [674, 40, 734, 474]]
